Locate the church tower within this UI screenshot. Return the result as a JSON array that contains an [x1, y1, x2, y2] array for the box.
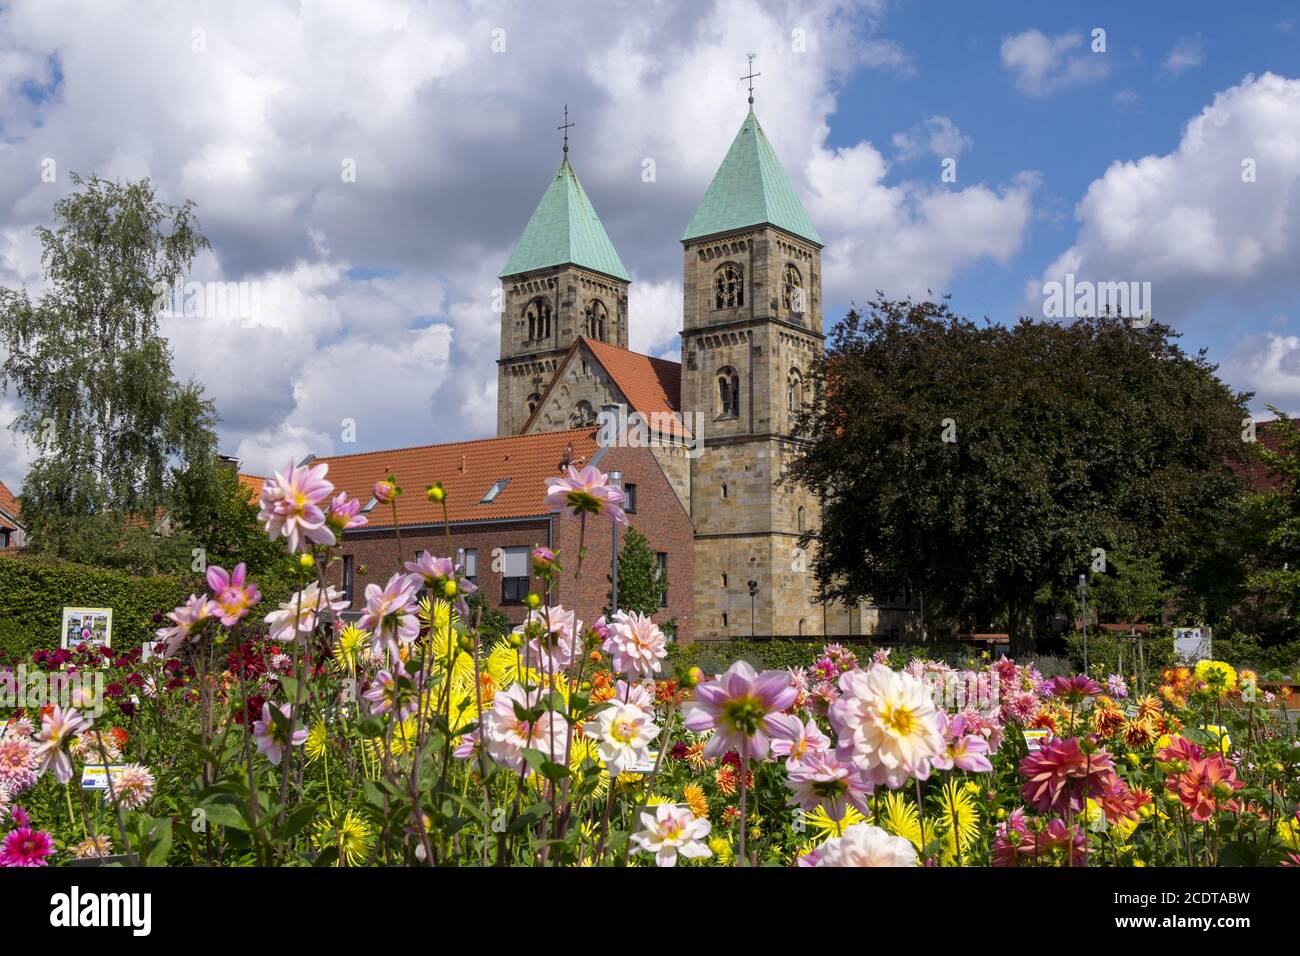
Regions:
[[497, 143, 630, 437], [681, 104, 827, 639]]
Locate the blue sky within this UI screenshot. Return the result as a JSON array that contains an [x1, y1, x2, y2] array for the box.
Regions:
[[830, 0, 1300, 399], [0, 0, 1298, 490]]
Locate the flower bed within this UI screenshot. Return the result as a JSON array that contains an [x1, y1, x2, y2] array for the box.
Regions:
[[1, 460, 1296, 867]]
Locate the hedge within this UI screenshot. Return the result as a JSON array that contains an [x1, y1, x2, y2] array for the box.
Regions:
[[0, 552, 202, 661], [665, 639, 991, 675]]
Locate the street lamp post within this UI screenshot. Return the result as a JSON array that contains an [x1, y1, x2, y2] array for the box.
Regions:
[[747, 579, 758, 638], [610, 471, 622, 615]]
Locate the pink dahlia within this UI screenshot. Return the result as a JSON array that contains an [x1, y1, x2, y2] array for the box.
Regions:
[[828, 664, 946, 789], [34, 706, 92, 785], [1168, 753, 1243, 822], [786, 750, 874, 819], [1017, 736, 1117, 816], [206, 563, 261, 627], [156, 593, 217, 657], [481, 683, 565, 770], [934, 711, 993, 773], [603, 610, 668, 677], [258, 460, 336, 552], [0, 730, 39, 795], [516, 605, 580, 673], [359, 573, 422, 664], [0, 824, 53, 867], [682, 660, 798, 759], [544, 464, 627, 525], [326, 491, 368, 532], [264, 581, 350, 643], [1045, 675, 1103, 703], [252, 702, 308, 766], [807, 822, 917, 867], [769, 715, 832, 765]]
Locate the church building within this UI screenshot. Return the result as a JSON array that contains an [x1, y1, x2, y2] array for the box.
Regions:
[[317, 101, 918, 642]]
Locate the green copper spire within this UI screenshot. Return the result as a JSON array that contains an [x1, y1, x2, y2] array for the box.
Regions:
[[682, 109, 822, 246], [500, 157, 630, 281]]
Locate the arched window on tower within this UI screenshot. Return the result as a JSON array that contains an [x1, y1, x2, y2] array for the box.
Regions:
[[713, 263, 744, 310], [525, 298, 552, 341], [797, 505, 806, 532], [573, 400, 596, 427], [527, 393, 542, 415], [584, 300, 608, 341], [717, 366, 740, 418], [783, 264, 804, 317], [787, 368, 803, 413]]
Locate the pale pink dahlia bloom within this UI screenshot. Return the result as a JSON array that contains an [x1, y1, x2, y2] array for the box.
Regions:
[[110, 764, 155, 810], [252, 703, 308, 767], [264, 581, 350, 642], [34, 706, 92, 785], [156, 593, 217, 657], [786, 750, 874, 818], [258, 460, 336, 552], [515, 605, 580, 672], [359, 573, 422, 663], [769, 714, 832, 765], [829, 663, 945, 789], [584, 700, 659, 775], [544, 464, 627, 525], [631, 803, 712, 867], [603, 610, 668, 677], [0, 730, 39, 795], [808, 822, 917, 867], [206, 563, 261, 626], [682, 660, 798, 759], [481, 684, 566, 770]]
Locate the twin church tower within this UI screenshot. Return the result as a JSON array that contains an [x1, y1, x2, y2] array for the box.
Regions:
[[495, 100, 844, 640]]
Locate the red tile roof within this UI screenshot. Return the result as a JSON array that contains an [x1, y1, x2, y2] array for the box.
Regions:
[[523, 337, 689, 438], [0, 480, 20, 529], [237, 473, 266, 501], [315, 428, 601, 528], [1234, 419, 1292, 493]]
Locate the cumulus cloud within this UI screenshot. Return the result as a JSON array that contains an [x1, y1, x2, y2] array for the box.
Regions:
[[1000, 29, 1108, 97], [1220, 332, 1300, 415], [0, 0, 1033, 490], [1031, 73, 1300, 321]]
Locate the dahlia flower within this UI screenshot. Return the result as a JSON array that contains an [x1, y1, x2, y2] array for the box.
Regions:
[[584, 700, 659, 775], [326, 492, 367, 532], [156, 593, 217, 657], [1168, 753, 1243, 822], [829, 664, 945, 789], [603, 610, 668, 677], [0, 822, 53, 867], [110, 764, 156, 810], [769, 715, 832, 765], [1017, 736, 1117, 817], [265, 581, 350, 643], [72, 834, 113, 859], [631, 803, 712, 867], [258, 460, 336, 552], [934, 712, 993, 773], [362, 669, 421, 721], [34, 706, 92, 785], [1106, 674, 1129, 698], [682, 661, 798, 759], [785, 751, 874, 819], [205, 563, 262, 627], [515, 605, 580, 673], [1193, 660, 1237, 697], [808, 822, 917, 867], [544, 464, 627, 525], [252, 703, 308, 766], [991, 808, 1033, 867], [481, 683, 566, 770], [358, 573, 422, 663], [1045, 675, 1103, 703], [0, 729, 39, 795]]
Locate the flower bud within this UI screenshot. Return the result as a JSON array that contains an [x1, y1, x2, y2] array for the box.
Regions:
[[299, 553, 315, 569], [443, 579, 457, 598], [426, 482, 446, 503], [525, 592, 542, 610]]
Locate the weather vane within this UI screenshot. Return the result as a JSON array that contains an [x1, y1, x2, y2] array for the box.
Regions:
[[558, 104, 575, 155], [741, 53, 760, 106]]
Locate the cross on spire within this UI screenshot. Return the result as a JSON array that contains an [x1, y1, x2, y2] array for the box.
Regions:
[[558, 104, 575, 155], [741, 53, 760, 107]]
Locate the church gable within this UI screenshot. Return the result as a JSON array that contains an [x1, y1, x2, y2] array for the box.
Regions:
[[523, 341, 625, 434]]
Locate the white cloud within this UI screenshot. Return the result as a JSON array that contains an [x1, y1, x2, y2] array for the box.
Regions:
[[1031, 73, 1300, 321], [1000, 29, 1108, 97], [892, 116, 972, 161], [1162, 36, 1204, 77], [0, 0, 1033, 491], [1220, 331, 1300, 414]]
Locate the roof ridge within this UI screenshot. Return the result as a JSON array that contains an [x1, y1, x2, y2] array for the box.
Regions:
[[316, 427, 598, 463]]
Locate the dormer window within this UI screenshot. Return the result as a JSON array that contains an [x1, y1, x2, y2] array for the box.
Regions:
[[480, 479, 510, 503]]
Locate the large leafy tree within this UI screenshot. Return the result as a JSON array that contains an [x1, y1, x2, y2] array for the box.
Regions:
[[0, 173, 219, 569], [787, 296, 1251, 654]]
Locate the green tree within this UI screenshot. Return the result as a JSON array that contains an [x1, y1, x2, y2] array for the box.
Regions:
[[787, 295, 1251, 655], [1090, 541, 1172, 624], [0, 173, 219, 570], [608, 526, 666, 618]]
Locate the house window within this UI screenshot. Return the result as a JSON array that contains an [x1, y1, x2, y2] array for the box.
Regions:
[[713, 263, 744, 309], [656, 552, 668, 607], [459, 547, 478, 584], [481, 479, 509, 503], [341, 555, 355, 606], [623, 483, 637, 513], [501, 546, 530, 604], [783, 264, 804, 314], [717, 366, 740, 418]]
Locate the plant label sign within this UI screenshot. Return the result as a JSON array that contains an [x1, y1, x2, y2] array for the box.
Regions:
[[1173, 627, 1211, 663], [1022, 729, 1051, 752], [61, 607, 113, 650], [81, 764, 129, 791]]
